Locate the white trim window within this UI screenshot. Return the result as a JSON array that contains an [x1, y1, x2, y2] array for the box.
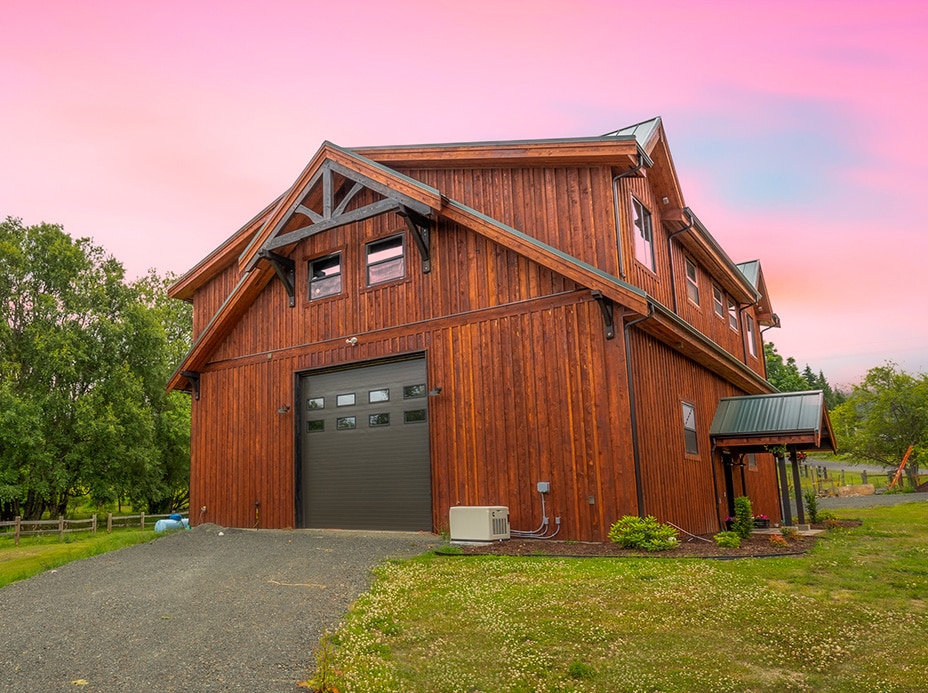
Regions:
[[745, 313, 758, 358], [727, 297, 739, 332], [684, 257, 700, 305], [713, 284, 725, 318], [631, 197, 655, 272]]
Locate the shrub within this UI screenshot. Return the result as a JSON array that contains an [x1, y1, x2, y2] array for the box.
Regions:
[[732, 496, 754, 539], [780, 526, 799, 541], [769, 535, 789, 548], [713, 531, 741, 548], [608, 515, 679, 551], [804, 488, 820, 524]]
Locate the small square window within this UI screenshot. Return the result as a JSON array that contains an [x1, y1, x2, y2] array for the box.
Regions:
[[712, 285, 725, 318], [403, 384, 427, 399], [682, 401, 698, 455], [404, 409, 427, 424], [368, 389, 390, 403], [309, 253, 342, 300], [307, 397, 324, 410], [366, 235, 405, 285], [336, 393, 356, 407], [684, 257, 700, 305], [307, 419, 324, 432], [369, 413, 390, 427], [336, 416, 356, 430]]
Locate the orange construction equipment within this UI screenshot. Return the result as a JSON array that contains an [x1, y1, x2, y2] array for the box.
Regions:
[[888, 445, 915, 489]]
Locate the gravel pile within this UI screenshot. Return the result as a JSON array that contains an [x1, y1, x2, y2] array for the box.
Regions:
[[0, 524, 441, 693]]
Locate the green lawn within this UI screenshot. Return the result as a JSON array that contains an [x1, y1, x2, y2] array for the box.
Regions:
[[309, 503, 928, 692], [0, 530, 160, 589]]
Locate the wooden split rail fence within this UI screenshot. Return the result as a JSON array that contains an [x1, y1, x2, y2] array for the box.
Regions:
[[0, 513, 178, 546]]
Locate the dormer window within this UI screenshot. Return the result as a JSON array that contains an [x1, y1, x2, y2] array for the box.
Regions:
[[631, 197, 655, 272], [684, 257, 700, 305], [366, 234, 405, 286]]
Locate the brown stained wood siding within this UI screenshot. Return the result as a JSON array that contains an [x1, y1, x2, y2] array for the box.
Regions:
[[190, 292, 638, 541], [191, 262, 243, 338], [627, 330, 781, 533]]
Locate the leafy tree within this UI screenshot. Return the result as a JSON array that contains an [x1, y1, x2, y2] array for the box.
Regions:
[[764, 342, 808, 392], [0, 217, 191, 519], [764, 343, 846, 409], [831, 363, 928, 487]]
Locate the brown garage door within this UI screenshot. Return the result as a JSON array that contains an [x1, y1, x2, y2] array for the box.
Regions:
[[298, 356, 432, 531]]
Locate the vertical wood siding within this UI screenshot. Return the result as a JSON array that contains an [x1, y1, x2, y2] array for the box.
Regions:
[[186, 162, 776, 540], [627, 330, 780, 534]]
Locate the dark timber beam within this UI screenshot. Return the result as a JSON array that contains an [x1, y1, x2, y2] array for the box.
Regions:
[[264, 199, 401, 252], [591, 290, 616, 340], [397, 205, 433, 273], [258, 249, 296, 307], [180, 370, 201, 400]]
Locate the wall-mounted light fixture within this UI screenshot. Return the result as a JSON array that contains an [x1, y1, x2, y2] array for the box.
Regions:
[[428, 387, 442, 397], [277, 404, 291, 414], [345, 336, 358, 346]]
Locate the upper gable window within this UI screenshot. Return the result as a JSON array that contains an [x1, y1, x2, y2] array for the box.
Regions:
[[684, 257, 700, 305], [631, 197, 655, 272], [366, 234, 405, 286], [712, 285, 725, 318], [308, 253, 342, 300]]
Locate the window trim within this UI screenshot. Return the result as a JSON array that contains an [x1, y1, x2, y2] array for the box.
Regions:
[[308, 252, 343, 301], [365, 233, 406, 286], [682, 401, 699, 456], [684, 257, 700, 306], [631, 196, 655, 272], [727, 297, 739, 332], [745, 313, 758, 358], [712, 284, 725, 318]]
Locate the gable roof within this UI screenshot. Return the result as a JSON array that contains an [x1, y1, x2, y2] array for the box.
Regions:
[[736, 260, 777, 326], [167, 124, 776, 398], [167, 141, 654, 392], [710, 391, 837, 452]]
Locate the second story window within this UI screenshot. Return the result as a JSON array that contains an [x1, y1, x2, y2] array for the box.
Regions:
[[684, 257, 700, 305], [727, 297, 739, 332], [745, 313, 758, 358], [631, 197, 655, 272], [712, 285, 725, 318], [366, 234, 405, 286], [308, 253, 341, 300]]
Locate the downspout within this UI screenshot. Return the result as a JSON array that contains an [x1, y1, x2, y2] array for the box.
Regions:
[[623, 303, 655, 517], [612, 153, 648, 280], [667, 208, 696, 315]]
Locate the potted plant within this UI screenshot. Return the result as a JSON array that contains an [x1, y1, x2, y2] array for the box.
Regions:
[[753, 514, 769, 529]]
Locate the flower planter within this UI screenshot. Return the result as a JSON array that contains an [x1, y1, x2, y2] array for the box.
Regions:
[[753, 518, 770, 529]]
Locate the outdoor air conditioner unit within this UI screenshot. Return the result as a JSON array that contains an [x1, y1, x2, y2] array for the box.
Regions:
[[449, 506, 510, 544]]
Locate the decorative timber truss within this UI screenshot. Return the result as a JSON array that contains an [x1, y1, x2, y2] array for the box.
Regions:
[[254, 158, 435, 305]]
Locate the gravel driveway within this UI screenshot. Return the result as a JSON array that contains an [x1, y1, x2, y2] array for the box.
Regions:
[[0, 524, 441, 693]]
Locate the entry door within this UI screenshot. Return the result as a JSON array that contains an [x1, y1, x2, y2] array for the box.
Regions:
[[299, 357, 432, 531]]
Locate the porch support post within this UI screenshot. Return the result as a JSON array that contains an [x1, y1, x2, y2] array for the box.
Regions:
[[790, 448, 806, 525], [777, 453, 793, 526]]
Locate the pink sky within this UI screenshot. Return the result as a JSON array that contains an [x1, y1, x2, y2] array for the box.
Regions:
[[2, 0, 926, 387]]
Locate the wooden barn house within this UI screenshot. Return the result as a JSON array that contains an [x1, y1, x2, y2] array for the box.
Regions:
[[168, 117, 834, 541]]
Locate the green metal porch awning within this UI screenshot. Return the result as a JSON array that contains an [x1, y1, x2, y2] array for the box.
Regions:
[[709, 391, 837, 453]]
